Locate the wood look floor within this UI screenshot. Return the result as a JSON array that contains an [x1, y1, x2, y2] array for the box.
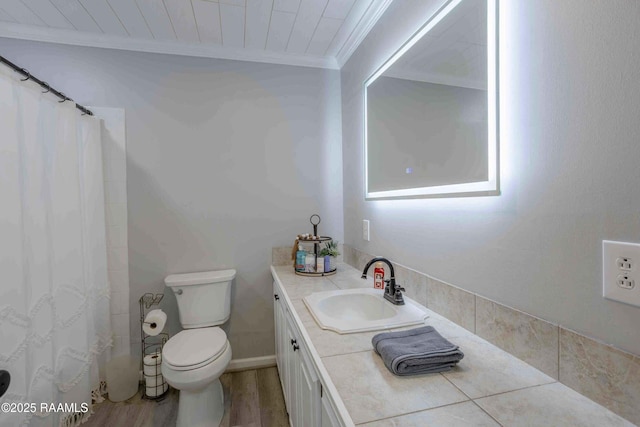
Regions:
[[84, 367, 288, 427]]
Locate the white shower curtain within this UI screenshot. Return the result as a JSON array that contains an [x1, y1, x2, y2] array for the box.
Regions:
[[0, 66, 111, 426]]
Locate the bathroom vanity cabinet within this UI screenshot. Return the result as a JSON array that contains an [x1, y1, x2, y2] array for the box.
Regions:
[[271, 265, 631, 426], [273, 281, 342, 427]]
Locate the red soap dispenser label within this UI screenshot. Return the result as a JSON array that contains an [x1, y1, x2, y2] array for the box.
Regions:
[[374, 264, 385, 289]]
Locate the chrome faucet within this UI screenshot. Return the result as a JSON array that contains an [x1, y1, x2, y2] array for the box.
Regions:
[[361, 257, 405, 305]]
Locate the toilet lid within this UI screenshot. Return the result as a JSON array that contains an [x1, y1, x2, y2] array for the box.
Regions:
[[163, 328, 227, 368]]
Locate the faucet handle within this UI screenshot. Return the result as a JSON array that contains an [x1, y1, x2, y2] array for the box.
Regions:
[[384, 279, 404, 291]]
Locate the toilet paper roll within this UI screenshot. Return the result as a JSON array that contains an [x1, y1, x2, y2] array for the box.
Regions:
[[143, 353, 162, 376], [142, 309, 167, 336], [145, 374, 165, 388], [146, 382, 168, 398]]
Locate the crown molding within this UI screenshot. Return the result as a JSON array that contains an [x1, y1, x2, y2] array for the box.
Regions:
[[334, 0, 393, 68], [0, 22, 339, 70]]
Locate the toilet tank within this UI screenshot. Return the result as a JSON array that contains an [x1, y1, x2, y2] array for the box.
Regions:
[[164, 269, 236, 329]]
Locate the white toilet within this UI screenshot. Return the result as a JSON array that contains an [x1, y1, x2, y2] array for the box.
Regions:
[[161, 269, 235, 427]]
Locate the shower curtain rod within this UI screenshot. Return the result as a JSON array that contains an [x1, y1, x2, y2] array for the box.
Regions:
[[0, 55, 93, 116]]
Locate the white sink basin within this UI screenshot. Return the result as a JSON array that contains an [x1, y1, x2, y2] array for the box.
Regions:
[[303, 288, 429, 334]]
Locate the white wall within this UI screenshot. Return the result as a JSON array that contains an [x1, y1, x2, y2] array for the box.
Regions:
[[341, 0, 640, 355], [0, 39, 344, 360]]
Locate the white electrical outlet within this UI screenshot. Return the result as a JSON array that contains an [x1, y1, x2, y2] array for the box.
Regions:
[[616, 274, 635, 290], [603, 240, 640, 307], [363, 219, 370, 241], [616, 257, 633, 271]]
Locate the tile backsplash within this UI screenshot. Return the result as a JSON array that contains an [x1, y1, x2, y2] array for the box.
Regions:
[[339, 244, 640, 426], [476, 296, 559, 379], [272, 246, 292, 267], [427, 277, 476, 333], [559, 328, 640, 425]]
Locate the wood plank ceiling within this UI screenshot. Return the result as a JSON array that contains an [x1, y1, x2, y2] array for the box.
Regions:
[[0, 0, 393, 69]]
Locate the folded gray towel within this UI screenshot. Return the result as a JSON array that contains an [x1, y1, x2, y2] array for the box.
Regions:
[[372, 326, 464, 376]]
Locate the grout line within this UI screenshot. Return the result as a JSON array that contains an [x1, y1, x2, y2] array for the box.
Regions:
[[354, 399, 475, 425], [441, 371, 474, 400], [319, 348, 372, 361], [472, 293, 477, 334], [470, 400, 504, 426], [319, 348, 374, 358], [557, 325, 561, 381], [470, 381, 558, 402]]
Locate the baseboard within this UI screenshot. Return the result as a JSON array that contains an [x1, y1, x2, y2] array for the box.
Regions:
[[225, 355, 276, 372]]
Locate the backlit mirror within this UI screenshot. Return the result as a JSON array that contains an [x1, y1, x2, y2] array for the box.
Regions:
[[365, 0, 498, 199]]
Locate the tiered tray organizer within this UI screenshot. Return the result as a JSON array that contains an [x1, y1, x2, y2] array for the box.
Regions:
[[295, 214, 336, 277], [139, 293, 169, 400]]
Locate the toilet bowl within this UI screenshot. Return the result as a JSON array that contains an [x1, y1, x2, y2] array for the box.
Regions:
[[162, 327, 232, 427], [162, 269, 236, 427]]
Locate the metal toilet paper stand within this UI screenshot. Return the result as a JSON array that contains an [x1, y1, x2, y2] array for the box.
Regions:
[[139, 293, 169, 400]]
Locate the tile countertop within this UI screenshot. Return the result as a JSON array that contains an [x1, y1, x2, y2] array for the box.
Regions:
[[271, 264, 635, 427]]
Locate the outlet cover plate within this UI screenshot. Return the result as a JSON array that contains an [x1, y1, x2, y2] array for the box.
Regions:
[[603, 240, 640, 307], [363, 220, 370, 241]]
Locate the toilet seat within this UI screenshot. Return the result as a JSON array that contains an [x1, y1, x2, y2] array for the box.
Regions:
[[163, 327, 227, 371]]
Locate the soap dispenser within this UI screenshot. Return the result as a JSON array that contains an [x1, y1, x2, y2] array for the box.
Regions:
[[295, 245, 306, 272]]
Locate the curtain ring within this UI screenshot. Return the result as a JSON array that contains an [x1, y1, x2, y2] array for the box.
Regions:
[[58, 93, 68, 103], [19, 68, 30, 81], [41, 82, 51, 93]]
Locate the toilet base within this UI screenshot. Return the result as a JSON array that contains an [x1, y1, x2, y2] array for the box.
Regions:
[[176, 378, 224, 427]]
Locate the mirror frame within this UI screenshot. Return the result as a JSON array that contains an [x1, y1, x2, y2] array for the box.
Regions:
[[364, 0, 499, 200]]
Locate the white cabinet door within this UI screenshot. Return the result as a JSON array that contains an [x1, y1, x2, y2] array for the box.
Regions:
[[320, 388, 340, 427], [274, 282, 291, 412], [274, 282, 283, 374], [285, 316, 300, 426], [273, 279, 324, 427], [297, 347, 320, 427]]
